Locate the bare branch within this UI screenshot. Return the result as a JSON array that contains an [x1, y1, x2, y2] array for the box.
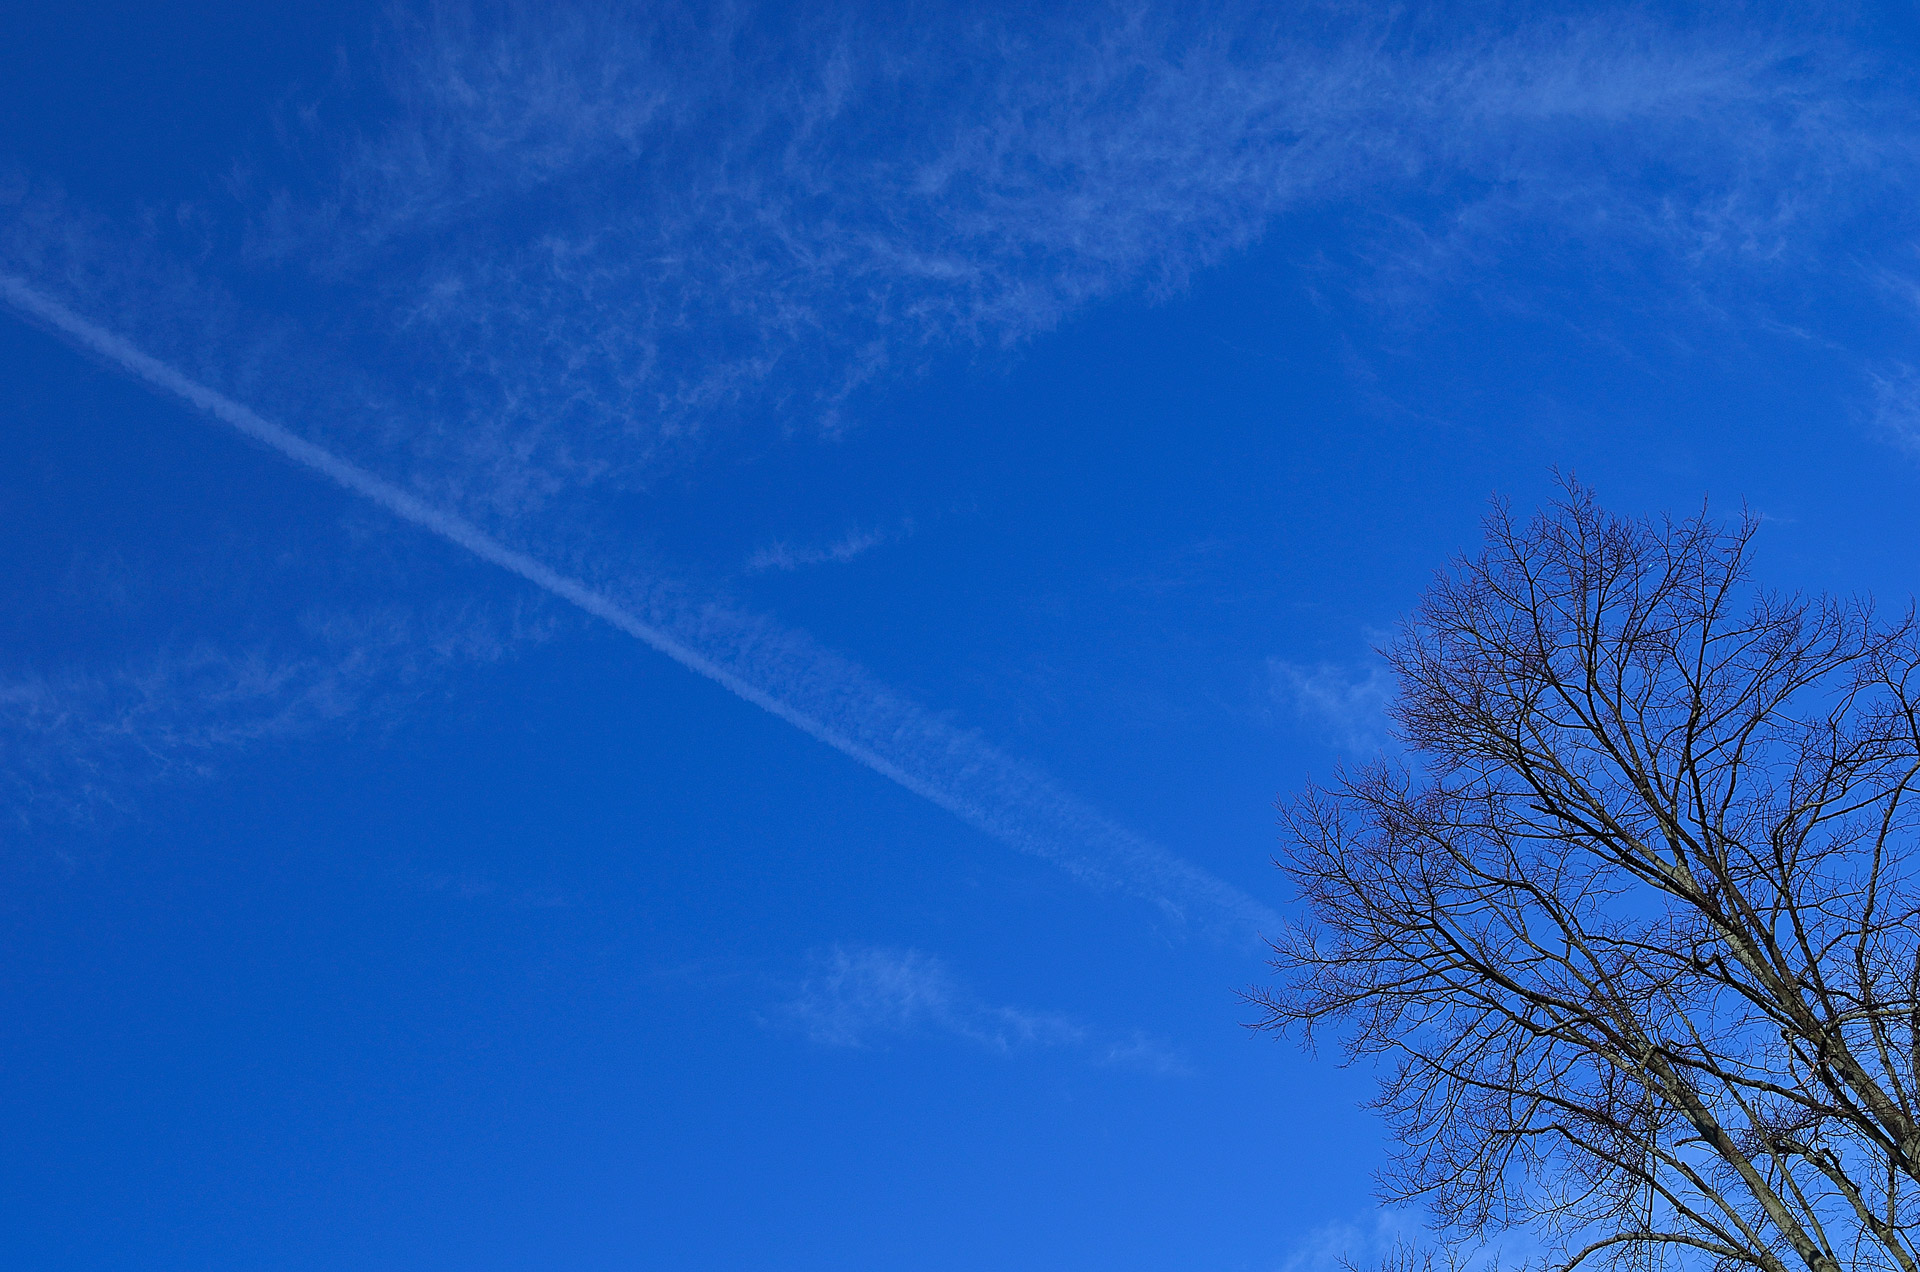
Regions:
[[1257, 481, 1920, 1272]]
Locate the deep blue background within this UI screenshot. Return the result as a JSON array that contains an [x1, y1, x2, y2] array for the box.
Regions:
[[6, 3, 1920, 1269]]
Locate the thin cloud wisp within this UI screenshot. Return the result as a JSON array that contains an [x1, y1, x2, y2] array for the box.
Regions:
[[0, 273, 1273, 939]]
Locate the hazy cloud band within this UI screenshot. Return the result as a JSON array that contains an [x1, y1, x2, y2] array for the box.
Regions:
[[0, 272, 1273, 937]]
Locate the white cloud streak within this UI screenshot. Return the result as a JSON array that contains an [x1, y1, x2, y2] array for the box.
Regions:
[[4, 8, 1906, 533], [0, 602, 542, 827], [6, 0, 1894, 923], [0, 646, 350, 827], [746, 524, 896, 573], [0, 273, 1273, 936], [208, 1, 1914, 517], [778, 944, 1185, 1073], [1275, 1209, 1540, 1272], [1266, 658, 1394, 754], [783, 946, 1082, 1051]]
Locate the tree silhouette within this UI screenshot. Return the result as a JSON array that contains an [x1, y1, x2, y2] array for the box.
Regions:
[[1254, 482, 1920, 1272]]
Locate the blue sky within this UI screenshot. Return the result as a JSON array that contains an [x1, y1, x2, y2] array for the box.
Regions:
[[6, 2, 1920, 1268]]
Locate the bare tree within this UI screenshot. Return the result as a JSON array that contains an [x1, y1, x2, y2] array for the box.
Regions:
[[1250, 482, 1920, 1272]]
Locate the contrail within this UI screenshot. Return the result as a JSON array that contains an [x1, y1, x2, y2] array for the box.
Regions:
[[0, 272, 1275, 938]]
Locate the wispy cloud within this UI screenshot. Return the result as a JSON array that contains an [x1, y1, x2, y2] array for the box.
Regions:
[[776, 944, 1185, 1073], [1276, 1210, 1426, 1272], [1265, 658, 1394, 754], [0, 599, 547, 827], [195, 2, 1917, 516], [746, 523, 898, 573], [6, 9, 1907, 517], [2, 0, 1907, 917], [0, 646, 345, 827], [1868, 361, 1920, 457], [781, 946, 1082, 1052], [1276, 1208, 1542, 1272], [0, 275, 1272, 936]]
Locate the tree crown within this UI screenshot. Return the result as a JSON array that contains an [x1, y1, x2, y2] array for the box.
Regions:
[[1255, 482, 1920, 1272]]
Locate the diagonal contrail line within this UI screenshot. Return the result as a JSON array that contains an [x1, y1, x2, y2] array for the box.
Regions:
[[0, 274, 978, 811], [0, 272, 1274, 934]]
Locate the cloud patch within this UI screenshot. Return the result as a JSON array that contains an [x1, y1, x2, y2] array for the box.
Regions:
[[746, 524, 898, 573], [1276, 1208, 1542, 1272], [0, 275, 1272, 936], [0, 600, 550, 829], [1266, 658, 1394, 754], [187, 0, 1920, 518], [6, 0, 1912, 921], [777, 944, 1185, 1073]]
